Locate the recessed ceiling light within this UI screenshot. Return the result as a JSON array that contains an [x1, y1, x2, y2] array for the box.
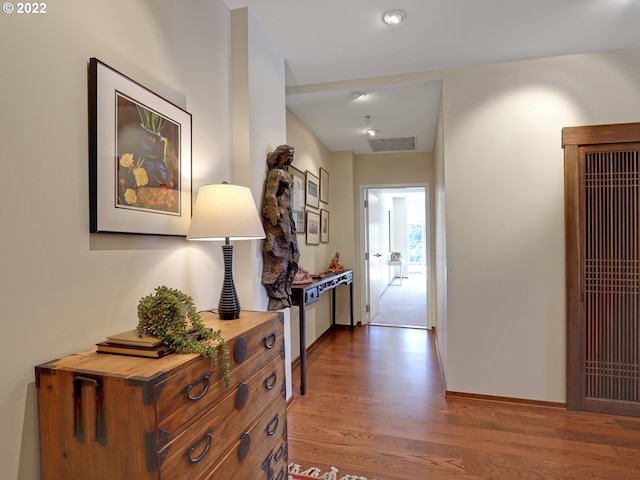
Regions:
[[382, 9, 406, 25], [352, 91, 367, 100], [365, 129, 377, 137]]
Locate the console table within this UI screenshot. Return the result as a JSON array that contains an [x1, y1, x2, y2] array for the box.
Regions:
[[290, 269, 354, 395]]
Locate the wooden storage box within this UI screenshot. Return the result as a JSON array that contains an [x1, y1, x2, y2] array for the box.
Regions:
[[35, 310, 287, 480]]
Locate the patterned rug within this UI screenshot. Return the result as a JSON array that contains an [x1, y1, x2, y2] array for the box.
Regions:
[[288, 463, 380, 480]]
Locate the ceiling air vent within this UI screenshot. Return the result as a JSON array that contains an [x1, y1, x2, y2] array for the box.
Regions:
[[367, 136, 416, 152]]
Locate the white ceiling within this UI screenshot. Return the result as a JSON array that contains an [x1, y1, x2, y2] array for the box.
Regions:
[[223, 0, 640, 154]]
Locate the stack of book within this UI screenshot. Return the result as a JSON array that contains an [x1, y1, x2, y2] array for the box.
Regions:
[[96, 329, 171, 358]]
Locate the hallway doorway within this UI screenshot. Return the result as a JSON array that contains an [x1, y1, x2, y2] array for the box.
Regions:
[[371, 268, 427, 328], [362, 185, 430, 329]]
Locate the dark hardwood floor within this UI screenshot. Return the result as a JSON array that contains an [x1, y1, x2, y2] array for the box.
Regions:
[[287, 326, 640, 480]]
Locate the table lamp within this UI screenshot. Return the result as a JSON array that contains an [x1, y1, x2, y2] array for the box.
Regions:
[[187, 183, 265, 319]]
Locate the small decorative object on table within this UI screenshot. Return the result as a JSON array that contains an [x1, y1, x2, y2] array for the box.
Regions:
[[293, 265, 314, 284], [97, 326, 205, 358], [322, 251, 345, 275], [136, 285, 231, 386]]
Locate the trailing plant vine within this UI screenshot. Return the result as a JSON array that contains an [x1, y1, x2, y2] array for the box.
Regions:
[[137, 286, 230, 388]]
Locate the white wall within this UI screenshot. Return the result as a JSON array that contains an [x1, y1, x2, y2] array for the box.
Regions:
[[284, 112, 359, 364], [392, 197, 409, 277], [329, 150, 357, 326], [354, 152, 435, 325], [230, 7, 291, 398], [442, 49, 640, 402], [378, 193, 393, 283], [285, 110, 334, 361]]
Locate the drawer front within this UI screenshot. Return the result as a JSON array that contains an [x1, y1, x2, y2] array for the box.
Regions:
[[154, 314, 284, 433], [225, 315, 284, 392], [304, 286, 319, 305], [153, 355, 226, 435], [204, 397, 287, 480], [156, 354, 286, 480], [258, 434, 289, 480]]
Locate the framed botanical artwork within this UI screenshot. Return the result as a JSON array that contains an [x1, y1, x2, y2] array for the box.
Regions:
[[306, 210, 320, 245], [320, 167, 329, 204], [320, 209, 329, 243], [305, 170, 320, 209], [89, 58, 192, 235], [289, 165, 306, 233]]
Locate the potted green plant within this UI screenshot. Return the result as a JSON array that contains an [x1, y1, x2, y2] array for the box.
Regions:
[[137, 286, 230, 387]]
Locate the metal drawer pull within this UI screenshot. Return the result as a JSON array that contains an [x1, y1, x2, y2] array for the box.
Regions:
[[276, 466, 286, 480], [187, 429, 213, 463], [263, 332, 277, 349], [185, 372, 212, 401], [238, 432, 251, 462], [261, 455, 274, 479], [274, 444, 285, 462], [73, 375, 106, 445], [235, 382, 250, 410], [234, 336, 248, 363], [263, 372, 278, 390], [266, 414, 279, 436]]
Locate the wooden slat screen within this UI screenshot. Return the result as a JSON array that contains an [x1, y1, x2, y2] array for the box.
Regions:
[[583, 149, 640, 404]]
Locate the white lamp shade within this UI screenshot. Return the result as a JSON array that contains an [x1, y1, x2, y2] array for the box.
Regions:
[[187, 184, 265, 241]]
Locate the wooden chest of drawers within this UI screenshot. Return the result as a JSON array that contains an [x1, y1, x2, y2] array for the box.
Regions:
[[35, 310, 288, 480]]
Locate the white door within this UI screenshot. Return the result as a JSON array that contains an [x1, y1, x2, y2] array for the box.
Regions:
[[366, 190, 383, 322]]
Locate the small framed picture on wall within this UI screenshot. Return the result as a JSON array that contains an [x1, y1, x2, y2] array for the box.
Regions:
[[89, 58, 192, 236], [320, 209, 329, 243], [305, 170, 320, 209], [320, 167, 329, 204], [289, 166, 306, 233], [306, 210, 320, 245]]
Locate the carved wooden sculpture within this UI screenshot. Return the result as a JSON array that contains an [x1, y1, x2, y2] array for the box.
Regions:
[[261, 145, 300, 310]]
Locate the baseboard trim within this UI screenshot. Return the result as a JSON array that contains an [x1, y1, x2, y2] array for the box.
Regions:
[[445, 390, 566, 409], [334, 322, 362, 331]]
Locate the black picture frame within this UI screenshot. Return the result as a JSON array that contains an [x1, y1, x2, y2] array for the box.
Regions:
[[306, 210, 320, 245], [305, 170, 320, 209], [320, 167, 329, 204], [320, 209, 329, 243], [89, 58, 192, 235], [289, 165, 306, 233]]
